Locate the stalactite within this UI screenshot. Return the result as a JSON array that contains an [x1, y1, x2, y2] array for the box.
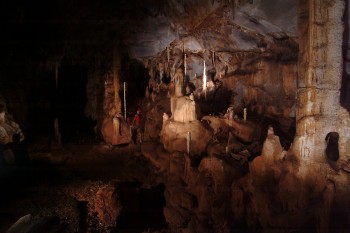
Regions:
[[203, 60, 207, 100], [54, 118, 62, 148]]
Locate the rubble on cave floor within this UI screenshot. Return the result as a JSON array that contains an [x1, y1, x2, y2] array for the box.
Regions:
[[0, 141, 164, 233]]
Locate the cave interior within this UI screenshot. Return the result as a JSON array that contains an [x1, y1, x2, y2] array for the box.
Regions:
[[1, 0, 350, 232]]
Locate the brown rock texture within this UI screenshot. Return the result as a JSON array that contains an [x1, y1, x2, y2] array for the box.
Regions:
[[95, 185, 122, 228], [101, 117, 131, 145], [160, 119, 213, 155]]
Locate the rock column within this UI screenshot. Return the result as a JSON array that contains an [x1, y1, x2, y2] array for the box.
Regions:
[[294, 0, 345, 176]]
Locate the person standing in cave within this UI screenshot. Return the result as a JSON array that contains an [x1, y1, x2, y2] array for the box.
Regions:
[[131, 107, 143, 144]]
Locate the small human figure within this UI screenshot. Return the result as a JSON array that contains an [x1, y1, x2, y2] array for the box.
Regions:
[[131, 107, 143, 144]]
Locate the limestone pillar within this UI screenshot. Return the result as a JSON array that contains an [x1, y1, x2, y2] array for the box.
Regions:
[[294, 0, 345, 175]]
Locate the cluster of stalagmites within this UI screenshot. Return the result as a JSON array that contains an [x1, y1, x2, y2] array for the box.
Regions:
[[135, 47, 350, 231], [141, 89, 350, 232], [138, 65, 265, 231]]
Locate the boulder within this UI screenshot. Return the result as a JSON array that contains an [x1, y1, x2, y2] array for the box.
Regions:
[[160, 119, 213, 155]]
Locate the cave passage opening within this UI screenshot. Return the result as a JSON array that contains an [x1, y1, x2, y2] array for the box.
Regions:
[[55, 64, 96, 144]]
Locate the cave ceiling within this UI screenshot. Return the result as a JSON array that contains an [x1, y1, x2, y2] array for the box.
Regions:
[[0, 0, 297, 62], [0, 0, 348, 71]]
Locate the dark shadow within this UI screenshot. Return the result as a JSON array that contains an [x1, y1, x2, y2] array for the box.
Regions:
[[325, 132, 339, 162], [77, 200, 88, 233], [55, 65, 96, 144], [114, 182, 167, 233]]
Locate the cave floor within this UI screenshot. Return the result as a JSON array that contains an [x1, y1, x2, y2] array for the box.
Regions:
[[0, 141, 157, 232]]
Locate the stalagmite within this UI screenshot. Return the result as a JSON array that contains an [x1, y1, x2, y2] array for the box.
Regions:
[[53, 62, 61, 148], [227, 107, 234, 126], [243, 108, 247, 121], [186, 131, 191, 154]]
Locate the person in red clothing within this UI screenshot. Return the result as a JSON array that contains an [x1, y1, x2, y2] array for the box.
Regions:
[[131, 107, 142, 144]]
